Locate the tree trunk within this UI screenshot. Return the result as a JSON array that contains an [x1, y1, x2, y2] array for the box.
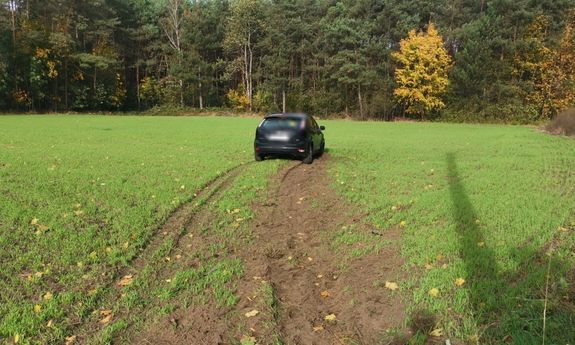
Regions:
[[358, 84, 364, 120], [248, 32, 253, 111], [244, 43, 249, 101], [10, 2, 18, 92], [54, 77, 58, 112], [282, 88, 286, 113], [199, 81, 203, 109], [136, 64, 141, 110], [64, 57, 69, 110], [93, 66, 97, 103], [179, 79, 184, 107], [198, 66, 203, 109]]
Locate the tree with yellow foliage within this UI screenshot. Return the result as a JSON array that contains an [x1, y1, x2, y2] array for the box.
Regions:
[[516, 15, 575, 119], [392, 23, 452, 118]]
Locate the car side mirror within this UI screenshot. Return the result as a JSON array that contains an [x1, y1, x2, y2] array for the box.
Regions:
[[320, 125, 325, 130]]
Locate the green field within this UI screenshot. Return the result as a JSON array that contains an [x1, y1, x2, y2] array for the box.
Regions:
[[0, 115, 574, 344], [329, 122, 575, 343]]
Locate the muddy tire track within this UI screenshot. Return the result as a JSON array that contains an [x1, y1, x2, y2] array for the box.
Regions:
[[114, 155, 406, 345], [76, 161, 254, 343], [236, 155, 406, 345]]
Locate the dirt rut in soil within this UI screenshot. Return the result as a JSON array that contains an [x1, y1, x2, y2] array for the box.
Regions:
[[237, 156, 405, 344], [139, 156, 406, 344]]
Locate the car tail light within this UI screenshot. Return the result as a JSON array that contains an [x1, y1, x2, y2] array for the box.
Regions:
[[297, 148, 305, 153], [255, 147, 261, 152]]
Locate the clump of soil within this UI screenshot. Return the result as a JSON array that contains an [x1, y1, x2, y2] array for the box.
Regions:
[[545, 108, 575, 137]]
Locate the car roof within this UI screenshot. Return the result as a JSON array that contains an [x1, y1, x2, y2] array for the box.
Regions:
[[264, 113, 310, 119]]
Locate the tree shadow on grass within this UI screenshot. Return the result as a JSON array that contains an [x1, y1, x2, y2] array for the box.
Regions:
[[447, 152, 501, 318], [386, 153, 574, 344], [446, 152, 575, 344]]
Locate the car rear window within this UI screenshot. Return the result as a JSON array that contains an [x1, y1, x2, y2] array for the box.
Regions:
[[261, 117, 305, 130]]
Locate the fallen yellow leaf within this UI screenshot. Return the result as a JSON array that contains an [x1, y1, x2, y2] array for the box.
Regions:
[[99, 310, 113, 324], [100, 314, 112, 324], [43, 292, 53, 300], [428, 288, 439, 297], [65, 335, 77, 345], [313, 325, 324, 332], [47, 319, 54, 328], [324, 314, 337, 322], [14, 334, 20, 343], [424, 263, 433, 270], [468, 334, 480, 344], [320, 290, 330, 298], [399, 221, 407, 227], [244, 309, 259, 318], [477, 242, 485, 247], [430, 328, 443, 337], [117, 275, 133, 287], [385, 281, 399, 291], [31, 218, 39, 225], [33, 304, 42, 313], [455, 278, 466, 286]]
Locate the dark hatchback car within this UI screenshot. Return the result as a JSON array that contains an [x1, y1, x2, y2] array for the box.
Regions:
[[254, 113, 326, 164]]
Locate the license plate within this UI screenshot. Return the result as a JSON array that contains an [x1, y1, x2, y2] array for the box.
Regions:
[[268, 133, 290, 141]]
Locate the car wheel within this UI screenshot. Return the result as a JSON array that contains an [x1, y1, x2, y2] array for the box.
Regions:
[[255, 152, 263, 162], [303, 143, 313, 164], [318, 140, 325, 157]]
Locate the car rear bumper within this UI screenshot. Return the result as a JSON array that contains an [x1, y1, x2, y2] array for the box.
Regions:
[[254, 142, 307, 158]]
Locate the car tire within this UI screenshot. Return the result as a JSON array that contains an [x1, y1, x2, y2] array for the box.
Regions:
[[318, 140, 325, 157], [255, 152, 263, 161], [303, 143, 313, 164]]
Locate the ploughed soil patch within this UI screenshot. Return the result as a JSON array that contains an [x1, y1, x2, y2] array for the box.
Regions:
[[139, 156, 406, 344]]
